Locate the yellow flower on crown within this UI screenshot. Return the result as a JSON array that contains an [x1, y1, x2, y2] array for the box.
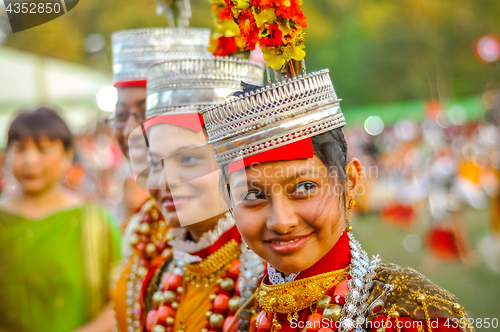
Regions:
[[284, 41, 305, 61], [262, 47, 286, 70], [278, 20, 292, 37], [216, 20, 241, 38], [234, 0, 250, 10], [254, 8, 276, 28]]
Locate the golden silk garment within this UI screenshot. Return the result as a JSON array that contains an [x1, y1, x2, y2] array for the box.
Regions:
[[112, 259, 134, 332], [143, 221, 264, 332], [173, 281, 214, 332], [254, 232, 470, 332]]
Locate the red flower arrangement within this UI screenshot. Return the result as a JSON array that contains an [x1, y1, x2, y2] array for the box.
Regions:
[[208, 0, 247, 57], [226, 0, 307, 71]]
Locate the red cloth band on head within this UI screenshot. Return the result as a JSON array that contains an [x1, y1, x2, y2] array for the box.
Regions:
[[143, 113, 204, 132], [114, 80, 147, 88], [227, 137, 313, 174]]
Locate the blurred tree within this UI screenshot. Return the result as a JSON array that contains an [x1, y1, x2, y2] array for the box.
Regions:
[[4, 0, 500, 107]]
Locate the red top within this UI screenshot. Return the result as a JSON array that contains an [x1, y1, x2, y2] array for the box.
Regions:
[[259, 231, 460, 332]]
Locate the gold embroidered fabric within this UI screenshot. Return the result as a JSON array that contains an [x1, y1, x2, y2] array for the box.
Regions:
[[82, 204, 110, 317], [255, 267, 349, 315], [143, 255, 174, 314], [184, 238, 241, 287], [366, 263, 473, 332]]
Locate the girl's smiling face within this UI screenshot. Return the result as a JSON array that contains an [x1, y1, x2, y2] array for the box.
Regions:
[[146, 123, 227, 228], [229, 156, 361, 273], [8, 137, 73, 195]]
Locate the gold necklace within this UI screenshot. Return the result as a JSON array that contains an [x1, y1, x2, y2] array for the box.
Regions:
[[183, 238, 241, 287], [255, 267, 349, 327]]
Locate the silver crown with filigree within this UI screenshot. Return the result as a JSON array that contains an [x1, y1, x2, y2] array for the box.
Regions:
[[146, 57, 264, 119], [112, 28, 211, 84], [200, 70, 345, 166]]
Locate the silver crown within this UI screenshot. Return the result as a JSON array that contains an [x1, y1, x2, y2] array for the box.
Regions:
[[146, 57, 264, 119], [200, 70, 345, 166], [111, 27, 211, 84]]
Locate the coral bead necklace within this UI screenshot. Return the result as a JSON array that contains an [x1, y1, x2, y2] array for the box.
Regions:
[[147, 239, 243, 332]]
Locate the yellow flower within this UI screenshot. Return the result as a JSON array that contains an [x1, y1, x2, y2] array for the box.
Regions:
[[235, 35, 246, 48], [234, 0, 250, 10], [278, 20, 292, 37], [261, 46, 286, 70], [284, 41, 305, 61], [218, 20, 240, 38], [208, 37, 218, 53], [254, 8, 277, 28]]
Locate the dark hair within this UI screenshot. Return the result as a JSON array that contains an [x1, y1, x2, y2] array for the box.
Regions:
[[222, 82, 350, 205], [311, 128, 349, 204], [220, 128, 349, 205], [7, 107, 73, 150]]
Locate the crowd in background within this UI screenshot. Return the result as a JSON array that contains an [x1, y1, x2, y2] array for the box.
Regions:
[[1, 86, 499, 331], [2, 86, 500, 266]]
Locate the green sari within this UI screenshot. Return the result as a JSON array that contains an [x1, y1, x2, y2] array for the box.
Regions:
[[0, 203, 121, 332]]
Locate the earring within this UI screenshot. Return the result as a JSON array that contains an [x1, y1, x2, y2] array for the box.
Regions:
[[246, 244, 251, 250], [346, 179, 355, 233]]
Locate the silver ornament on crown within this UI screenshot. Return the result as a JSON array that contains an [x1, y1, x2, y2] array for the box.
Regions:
[[200, 69, 346, 166], [146, 57, 264, 119], [111, 28, 211, 85]]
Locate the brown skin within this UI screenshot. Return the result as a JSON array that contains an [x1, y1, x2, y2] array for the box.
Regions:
[[0, 137, 114, 332], [114, 86, 150, 213], [147, 123, 228, 241], [0, 137, 81, 217], [72, 304, 115, 332], [228, 156, 362, 274], [114, 86, 147, 158]]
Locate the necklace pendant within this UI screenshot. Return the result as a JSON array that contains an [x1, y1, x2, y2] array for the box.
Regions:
[[272, 315, 282, 331]]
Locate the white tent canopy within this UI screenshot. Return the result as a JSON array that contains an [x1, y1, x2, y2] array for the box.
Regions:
[[0, 47, 112, 146]]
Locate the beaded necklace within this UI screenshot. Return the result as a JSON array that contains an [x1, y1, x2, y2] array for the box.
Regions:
[[114, 201, 171, 332], [254, 232, 380, 332], [146, 217, 264, 332]]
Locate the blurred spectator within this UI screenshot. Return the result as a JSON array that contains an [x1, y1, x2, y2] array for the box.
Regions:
[[0, 107, 121, 332]]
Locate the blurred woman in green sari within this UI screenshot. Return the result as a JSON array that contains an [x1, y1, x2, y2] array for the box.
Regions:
[[0, 108, 121, 332]]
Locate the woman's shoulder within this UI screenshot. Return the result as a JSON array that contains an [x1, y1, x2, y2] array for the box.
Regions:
[[0, 193, 20, 214], [366, 263, 469, 328]]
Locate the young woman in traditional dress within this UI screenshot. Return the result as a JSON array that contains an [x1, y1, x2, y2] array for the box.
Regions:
[[131, 57, 266, 332], [202, 68, 473, 332], [109, 27, 214, 332], [200, 2, 472, 330], [0, 107, 121, 332]]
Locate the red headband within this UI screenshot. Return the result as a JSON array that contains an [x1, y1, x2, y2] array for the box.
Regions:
[[143, 113, 204, 132], [227, 137, 314, 173], [114, 80, 147, 88]]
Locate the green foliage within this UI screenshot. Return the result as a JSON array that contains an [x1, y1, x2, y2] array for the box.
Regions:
[[5, 0, 500, 106]]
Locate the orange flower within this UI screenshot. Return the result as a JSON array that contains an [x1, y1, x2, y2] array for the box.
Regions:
[[276, 0, 307, 27], [251, 0, 274, 10], [218, 6, 233, 20], [224, 0, 234, 12], [237, 9, 260, 50]]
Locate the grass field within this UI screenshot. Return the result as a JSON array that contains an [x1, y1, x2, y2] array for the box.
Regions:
[[354, 206, 500, 331]]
